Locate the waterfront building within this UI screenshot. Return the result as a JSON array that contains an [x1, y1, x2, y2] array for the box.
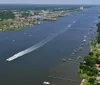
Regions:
[[80, 6, 84, 11]]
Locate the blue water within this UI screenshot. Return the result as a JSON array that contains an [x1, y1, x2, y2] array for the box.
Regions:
[[0, 6, 99, 85]]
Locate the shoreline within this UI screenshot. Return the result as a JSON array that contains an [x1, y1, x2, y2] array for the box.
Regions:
[[78, 17, 99, 85], [80, 79, 85, 85]]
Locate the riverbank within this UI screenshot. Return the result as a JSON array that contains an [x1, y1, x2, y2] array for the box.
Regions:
[[0, 20, 41, 31], [79, 17, 100, 85]]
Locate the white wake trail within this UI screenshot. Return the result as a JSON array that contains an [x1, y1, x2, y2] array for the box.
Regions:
[[6, 22, 75, 61]]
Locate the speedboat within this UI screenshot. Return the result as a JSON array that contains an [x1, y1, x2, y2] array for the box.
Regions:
[[43, 81, 50, 85]]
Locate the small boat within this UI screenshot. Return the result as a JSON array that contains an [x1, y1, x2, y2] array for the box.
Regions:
[[43, 81, 50, 85], [88, 33, 90, 35], [85, 43, 88, 45], [79, 47, 82, 50], [83, 39, 86, 42], [72, 52, 75, 55], [62, 58, 66, 62], [69, 58, 71, 60], [73, 21, 76, 23], [77, 56, 82, 59], [81, 44, 84, 46], [74, 49, 77, 53], [84, 35, 87, 38], [12, 40, 15, 42], [68, 24, 71, 27]]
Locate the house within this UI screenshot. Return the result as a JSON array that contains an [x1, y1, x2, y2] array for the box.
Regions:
[[96, 76, 100, 81], [96, 64, 100, 67]]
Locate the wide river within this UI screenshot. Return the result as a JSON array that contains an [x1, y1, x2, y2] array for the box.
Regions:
[[0, 6, 100, 85]]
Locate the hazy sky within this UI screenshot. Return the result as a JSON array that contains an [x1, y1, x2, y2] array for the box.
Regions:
[[0, 0, 100, 5]]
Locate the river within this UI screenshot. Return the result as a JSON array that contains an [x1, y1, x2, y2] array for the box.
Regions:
[[0, 6, 100, 85]]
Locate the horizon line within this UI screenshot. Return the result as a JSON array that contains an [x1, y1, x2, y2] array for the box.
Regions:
[[0, 3, 99, 5]]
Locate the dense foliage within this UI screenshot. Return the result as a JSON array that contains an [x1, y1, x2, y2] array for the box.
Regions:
[[96, 22, 100, 43], [0, 11, 15, 20]]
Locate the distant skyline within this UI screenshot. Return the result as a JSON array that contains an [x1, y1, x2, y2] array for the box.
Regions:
[[0, 0, 100, 5]]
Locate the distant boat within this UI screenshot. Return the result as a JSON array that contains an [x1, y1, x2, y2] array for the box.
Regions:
[[43, 81, 50, 85], [69, 58, 71, 60], [88, 33, 90, 35], [83, 39, 86, 42], [74, 49, 77, 53], [73, 21, 76, 23], [29, 35, 32, 37], [72, 52, 75, 55], [81, 44, 84, 46], [84, 35, 87, 38], [62, 58, 66, 62], [68, 24, 71, 27], [12, 40, 15, 42], [77, 56, 82, 59], [79, 46, 83, 50]]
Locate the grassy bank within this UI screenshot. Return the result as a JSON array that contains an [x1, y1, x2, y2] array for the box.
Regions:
[[79, 18, 100, 85]]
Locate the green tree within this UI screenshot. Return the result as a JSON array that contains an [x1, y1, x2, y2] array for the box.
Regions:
[[88, 78, 95, 83]]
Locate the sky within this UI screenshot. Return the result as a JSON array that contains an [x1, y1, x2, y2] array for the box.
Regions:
[[0, 0, 100, 5]]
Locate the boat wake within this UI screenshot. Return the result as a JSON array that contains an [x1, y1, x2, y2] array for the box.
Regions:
[[6, 22, 75, 61]]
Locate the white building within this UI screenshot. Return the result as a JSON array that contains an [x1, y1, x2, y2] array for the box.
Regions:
[[80, 6, 84, 10]]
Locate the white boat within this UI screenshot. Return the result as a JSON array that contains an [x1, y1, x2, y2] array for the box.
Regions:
[[68, 24, 71, 27], [69, 58, 71, 60], [72, 52, 75, 55], [43, 81, 50, 85], [6, 55, 16, 61], [62, 58, 66, 62], [12, 40, 15, 42], [73, 21, 76, 23], [84, 35, 87, 38], [83, 39, 86, 42], [77, 56, 82, 59]]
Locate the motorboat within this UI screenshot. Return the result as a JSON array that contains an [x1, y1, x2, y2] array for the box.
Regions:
[[83, 39, 86, 42], [77, 56, 82, 59], [43, 81, 50, 85], [62, 58, 66, 62]]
